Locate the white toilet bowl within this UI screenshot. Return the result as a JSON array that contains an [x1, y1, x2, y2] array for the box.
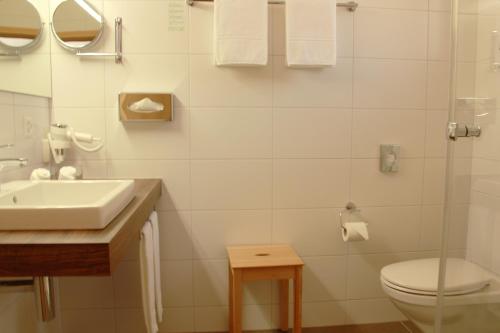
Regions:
[[380, 258, 500, 333]]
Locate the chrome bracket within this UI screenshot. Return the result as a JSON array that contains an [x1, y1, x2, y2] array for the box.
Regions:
[[77, 17, 123, 64], [448, 122, 482, 141]]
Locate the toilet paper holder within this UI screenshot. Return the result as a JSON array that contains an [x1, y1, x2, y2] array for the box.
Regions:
[[339, 202, 362, 230]]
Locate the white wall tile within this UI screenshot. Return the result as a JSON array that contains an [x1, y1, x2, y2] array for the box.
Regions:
[[61, 309, 116, 333], [51, 53, 105, 108], [191, 160, 273, 210], [194, 306, 228, 332], [347, 252, 426, 299], [191, 210, 272, 259], [106, 107, 190, 160], [105, 55, 189, 109], [349, 206, 421, 254], [354, 8, 428, 59], [159, 211, 193, 260], [274, 159, 351, 209], [272, 301, 347, 328], [301, 256, 348, 302], [162, 307, 195, 333], [162, 260, 193, 307], [190, 55, 273, 107], [430, 0, 452, 12], [422, 158, 447, 205], [352, 110, 425, 158], [353, 59, 427, 109], [191, 108, 272, 159], [351, 159, 424, 206], [108, 160, 191, 211], [273, 57, 353, 108], [274, 108, 352, 159], [112, 260, 142, 308], [345, 299, 405, 324], [272, 208, 348, 256], [0, 104, 15, 146], [59, 277, 114, 309], [420, 205, 444, 251], [103, 1, 188, 54], [425, 110, 449, 157], [429, 12, 452, 61], [427, 62, 451, 111], [356, 0, 428, 10]]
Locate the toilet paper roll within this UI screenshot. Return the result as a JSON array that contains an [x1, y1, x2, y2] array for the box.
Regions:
[[342, 222, 369, 242]]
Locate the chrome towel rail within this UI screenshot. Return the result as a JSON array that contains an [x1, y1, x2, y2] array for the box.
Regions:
[[187, 0, 359, 11], [0, 277, 55, 322]]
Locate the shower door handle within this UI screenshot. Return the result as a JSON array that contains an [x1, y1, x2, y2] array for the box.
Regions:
[[448, 122, 481, 141]]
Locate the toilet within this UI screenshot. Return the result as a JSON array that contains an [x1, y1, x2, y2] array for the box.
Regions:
[[380, 258, 500, 333]]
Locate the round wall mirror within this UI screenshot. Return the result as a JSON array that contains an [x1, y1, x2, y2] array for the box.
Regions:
[[0, 0, 43, 50], [51, 0, 103, 50]]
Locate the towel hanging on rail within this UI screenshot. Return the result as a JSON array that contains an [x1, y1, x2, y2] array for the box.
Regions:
[[214, 0, 268, 66], [286, 0, 337, 67]]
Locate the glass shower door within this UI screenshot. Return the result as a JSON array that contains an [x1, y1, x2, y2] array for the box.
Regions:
[[437, 0, 500, 332]]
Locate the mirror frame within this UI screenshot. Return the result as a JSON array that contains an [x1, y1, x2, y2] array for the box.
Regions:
[[50, 0, 104, 51], [0, 0, 45, 52]]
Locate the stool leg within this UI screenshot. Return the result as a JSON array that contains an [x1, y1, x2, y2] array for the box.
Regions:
[[232, 269, 243, 333], [293, 268, 302, 333], [279, 280, 289, 332], [229, 265, 233, 333]]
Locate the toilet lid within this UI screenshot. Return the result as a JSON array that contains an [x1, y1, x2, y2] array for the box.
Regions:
[[381, 258, 491, 296]]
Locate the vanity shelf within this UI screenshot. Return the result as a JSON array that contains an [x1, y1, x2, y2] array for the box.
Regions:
[[0, 179, 162, 277]]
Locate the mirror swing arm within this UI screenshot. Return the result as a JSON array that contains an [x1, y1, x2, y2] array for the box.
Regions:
[[76, 17, 122, 64], [0, 50, 20, 57]]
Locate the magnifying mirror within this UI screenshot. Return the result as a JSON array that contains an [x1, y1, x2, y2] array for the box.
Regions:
[[0, 0, 44, 51], [51, 0, 103, 51]]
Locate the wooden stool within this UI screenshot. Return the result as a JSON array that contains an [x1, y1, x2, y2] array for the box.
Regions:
[[227, 245, 304, 333]]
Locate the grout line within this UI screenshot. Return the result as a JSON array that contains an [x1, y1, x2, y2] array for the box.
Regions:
[[400, 320, 414, 333], [186, 3, 197, 331]]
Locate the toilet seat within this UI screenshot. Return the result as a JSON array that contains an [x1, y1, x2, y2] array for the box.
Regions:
[[381, 258, 490, 297]]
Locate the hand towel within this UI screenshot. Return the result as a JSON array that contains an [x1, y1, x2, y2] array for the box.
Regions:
[[30, 168, 51, 181], [149, 211, 164, 323], [286, 0, 337, 67], [58, 166, 77, 180], [214, 0, 268, 66], [140, 221, 159, 333]]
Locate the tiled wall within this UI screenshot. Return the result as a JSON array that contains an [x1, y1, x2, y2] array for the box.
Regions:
[[0, 91, 52, 332], [463, 0, 500, 275], [51, 0, 454, 332]]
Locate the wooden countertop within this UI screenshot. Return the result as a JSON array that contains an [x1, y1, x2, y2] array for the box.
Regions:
[[0, 179, 162, 277]]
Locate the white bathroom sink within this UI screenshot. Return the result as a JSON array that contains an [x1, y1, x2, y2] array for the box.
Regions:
[[0, 180, 135, 230]]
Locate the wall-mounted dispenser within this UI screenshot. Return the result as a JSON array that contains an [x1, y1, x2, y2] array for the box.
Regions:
[[43, 123, 104, 164], [380, 144, 400, 173], [119, 93, 174, 122]]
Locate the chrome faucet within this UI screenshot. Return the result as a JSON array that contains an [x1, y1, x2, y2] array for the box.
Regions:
[[0, 144, 28, 191]]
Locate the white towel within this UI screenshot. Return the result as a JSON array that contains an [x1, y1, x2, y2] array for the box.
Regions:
[[214, 0, 268, 66], [58, 166, 77, 180], [140, 221, 159, 333], [149, 211, 164, 323], [30, 168, 51, 181], [286, 0, 337, 67]]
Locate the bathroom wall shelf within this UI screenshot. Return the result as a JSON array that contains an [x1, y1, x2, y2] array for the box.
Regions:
[[186, 0, 359, 11], [0, 179, 161, 277]]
